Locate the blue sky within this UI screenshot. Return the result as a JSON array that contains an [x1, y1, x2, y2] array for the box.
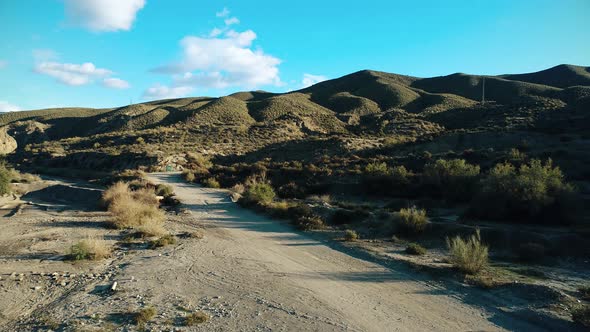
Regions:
[[0, 0, 588, 111]]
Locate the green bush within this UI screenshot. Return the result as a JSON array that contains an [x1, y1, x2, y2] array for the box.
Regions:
[[0, 165, 12, 195], [293, 215, 325, 231], [155, 184, 174, 197], [405, 243, 427, 255], [365, 162, 390, 176], [446, 229, 488, 274], [203, 177, 221, 188], [469, 159, 578, 224], [422, 159, 480, 202], [183, 171, 196, 182], [241, 182, 276, 205], [148, 234, 177, 249], [344, 229, 359, 241], [397, 207, 428, 234], [135, 307, 157, 326]]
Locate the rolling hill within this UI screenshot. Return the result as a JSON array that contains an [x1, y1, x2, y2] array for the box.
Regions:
[[1, 64, 588, 172]]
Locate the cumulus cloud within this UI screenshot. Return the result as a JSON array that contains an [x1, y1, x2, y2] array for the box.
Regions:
[[153, 29, 281, 90], [142, 84, 193, 100], [103, 77, 131, 89], [0, 101, 20, 112], [35, 62, 112, 86], [64, 0, 146, 32], [301, 73, 328, 88]]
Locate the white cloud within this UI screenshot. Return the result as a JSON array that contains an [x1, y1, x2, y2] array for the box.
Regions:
[[216, 7, 230, 18], [0, 60, 6, 69], [33, 49, 59, 61], [103, 77, 131, 89], [153, 28, 281, 90], [142, 84, 193, 100], [64, 0, 146, 32], [224, 17, 240, 26], [301, 73, 328, 88], [35, 61, 113, 86], [0, 101, 20, 112]]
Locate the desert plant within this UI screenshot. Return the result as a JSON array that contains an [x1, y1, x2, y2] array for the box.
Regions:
[[132, 188, 160, 206], [0, 165, 11, 195], [69, 238, 111, 261], [365, 162, 390, 176], [135, 307, 157, 326], [470, 159, 578, 224], [185, 311, 209, 326], [155, 184, 174, 197], [446, 229, 489, 274], [108, 195, 165, 229], [397, 206, 428, 234], [183, 171, 196, 182], [101, 181, 130, 208], [422, 159, 480, 201], [241, 182, 276, 205], [344, 229, 359, 241], [203, 177, 221, 188], [148, 234, 177, 248], [293, 215, 324, 231], [135, 219, 167, 238], [405, 243, 427, 255]]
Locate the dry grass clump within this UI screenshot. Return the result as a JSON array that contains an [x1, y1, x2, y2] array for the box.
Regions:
[[103, 182, 166, 235], [185, 311, 209, 326], [397, 206, 428, 234], [405, 243, 427, 255], [135, 307, 157, 326], [148, 234, 177, 249], [344, 229, 359, 242], [446, 229, 489, 274], [69, 237, 112, 261]]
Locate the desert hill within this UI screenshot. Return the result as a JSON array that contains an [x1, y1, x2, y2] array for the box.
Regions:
[[1, 64, 589, 173]]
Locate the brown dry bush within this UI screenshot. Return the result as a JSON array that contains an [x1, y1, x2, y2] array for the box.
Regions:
[[69, 237, 112, 260]]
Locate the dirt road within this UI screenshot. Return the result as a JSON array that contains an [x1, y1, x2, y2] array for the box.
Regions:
[[144, 173, 509, 331]]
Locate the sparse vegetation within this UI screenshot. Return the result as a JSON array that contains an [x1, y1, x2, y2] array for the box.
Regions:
[[148, 234, 177, 248], [185, 311, 209, 326], [240, 182, 276, 205], [422, 159, 480, 201], [397, 207, 428, 234], [134, 307, 157, 326], [68, 238, 111, 261], [0, 164, 12, 195], [446, 230, 489, 274], [405, 243, 427, 255], [470, 159, 578, 224], [203, 177, 221, 188], [344, 229, 359, 241]]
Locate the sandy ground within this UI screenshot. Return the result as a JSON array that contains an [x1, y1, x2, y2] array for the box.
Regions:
[[0, 173, 580, 331]]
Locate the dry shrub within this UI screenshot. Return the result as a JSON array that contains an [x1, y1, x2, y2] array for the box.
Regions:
[[344, 229, 359, 241], [572, 305, 590, 328], [104, 182, 165, 231], [405, 243, 426, 255], [135, 307, 157, 326], [185, 311, 209, 326], [135, 219, 167, 237], [132, 188, 160, 206], [100, 181, 129, 208], [69, 237, 111, 260], [149, 234, 177, 249], [446, 229, 489, 274], [397, 206, 428, 234]]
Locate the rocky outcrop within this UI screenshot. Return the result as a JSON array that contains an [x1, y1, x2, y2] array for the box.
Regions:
[[0, 126, 17, 154]]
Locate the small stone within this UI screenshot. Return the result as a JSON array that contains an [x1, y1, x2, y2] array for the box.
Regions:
[[33, 286, 42, 291]]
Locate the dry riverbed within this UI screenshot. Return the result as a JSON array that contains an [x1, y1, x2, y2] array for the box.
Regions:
[[0, 174, 584, 331]]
